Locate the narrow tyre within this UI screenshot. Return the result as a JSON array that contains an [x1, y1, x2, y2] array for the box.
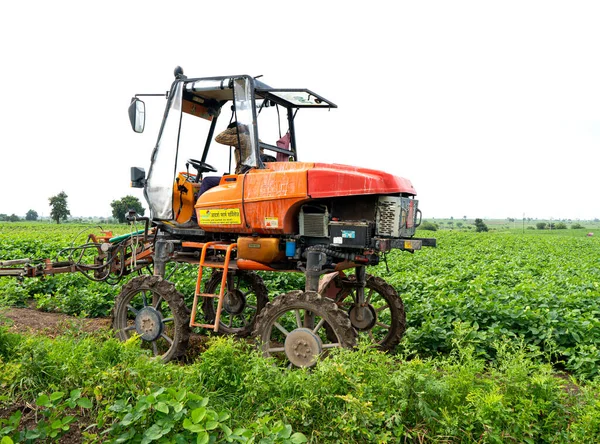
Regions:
[[326, 274, 406, 351], [113, 275, 190, 362], [252, 291, 357, 368]]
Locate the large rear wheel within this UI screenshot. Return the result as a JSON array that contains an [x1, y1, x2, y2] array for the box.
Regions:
[[113, 275, 190, 362], [202, 270, 268, 337], [322, 273, 405, 351], [253, 291, 357, 368]]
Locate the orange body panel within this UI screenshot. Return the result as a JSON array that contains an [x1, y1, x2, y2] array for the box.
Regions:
[[195, 162, 315, 234]]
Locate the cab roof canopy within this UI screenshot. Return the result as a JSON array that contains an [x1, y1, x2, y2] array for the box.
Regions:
[[178, 74, 337, 165], [183, 75, 337, 110]]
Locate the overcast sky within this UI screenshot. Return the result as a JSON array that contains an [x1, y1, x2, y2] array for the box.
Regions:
[[1, 1, 599, 221]]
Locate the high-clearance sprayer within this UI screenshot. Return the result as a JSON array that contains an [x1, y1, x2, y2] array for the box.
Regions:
[[1, 68, 435, 367]]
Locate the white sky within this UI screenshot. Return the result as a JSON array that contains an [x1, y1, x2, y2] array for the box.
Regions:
[[1, 1, 599, 220]]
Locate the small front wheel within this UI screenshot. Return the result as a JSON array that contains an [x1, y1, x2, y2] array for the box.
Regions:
[[252, 291, 357, 368], [113, 275, 190, 362]]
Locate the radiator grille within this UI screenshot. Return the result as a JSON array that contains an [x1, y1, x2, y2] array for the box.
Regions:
[[299, 207, 329, 237], [377, 200, 398, 236], [376, 196, 419, 237]]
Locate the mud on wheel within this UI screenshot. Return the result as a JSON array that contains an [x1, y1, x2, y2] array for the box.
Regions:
[[252, 291, 357, 368], [327, 274, 406, 352], [113, 275, 190, 362], [202, 270, 268, 337]]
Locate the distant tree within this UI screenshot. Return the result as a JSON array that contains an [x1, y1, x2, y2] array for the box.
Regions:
[[536, 222, 547, 230], [555, 222, 567, 230], [49, 191, 70, 224], [420, 221, 438, 231], [111, 195, 146, 223], [0, 214, 7, 221], [571, 223, 584, 229], [456, 222, 463, 228], [8, 214, 20, 222], [25, 209, 38, 221], [474, 218, 488, 232]]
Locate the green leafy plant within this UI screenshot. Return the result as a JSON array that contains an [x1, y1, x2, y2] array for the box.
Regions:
[[0, 389, 93, 443], [103, 388, 306, 444]]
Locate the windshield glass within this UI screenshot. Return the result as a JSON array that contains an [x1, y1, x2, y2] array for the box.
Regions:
[[144, 81, 183, 220], [179, 114, 234, 174], [269, 91, 324, 106]]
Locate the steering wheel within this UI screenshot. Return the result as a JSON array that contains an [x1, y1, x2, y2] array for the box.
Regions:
[[186, 158, 217, 174]]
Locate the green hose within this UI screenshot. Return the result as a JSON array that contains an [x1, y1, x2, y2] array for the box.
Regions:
[[109, 229, 145, 243]]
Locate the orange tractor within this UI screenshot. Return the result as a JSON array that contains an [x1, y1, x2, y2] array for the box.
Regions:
[[2, 68, 435, 367]]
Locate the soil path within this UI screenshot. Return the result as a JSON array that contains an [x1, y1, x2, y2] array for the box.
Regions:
[[0, 307, 208, 354], [0, 307, 112, 336]]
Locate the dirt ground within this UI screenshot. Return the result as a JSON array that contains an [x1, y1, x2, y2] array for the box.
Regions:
[[0, 307, 112, 336], [0, 306, 210, 353]]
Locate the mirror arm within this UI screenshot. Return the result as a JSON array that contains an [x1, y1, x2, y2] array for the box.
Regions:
[[134, 92, 169, 98]]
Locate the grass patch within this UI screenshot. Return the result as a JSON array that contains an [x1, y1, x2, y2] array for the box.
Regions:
[[1, 326, 600, 442]]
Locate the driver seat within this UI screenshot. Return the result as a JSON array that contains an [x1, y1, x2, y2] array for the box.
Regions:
[[173, 172, 200, 223]]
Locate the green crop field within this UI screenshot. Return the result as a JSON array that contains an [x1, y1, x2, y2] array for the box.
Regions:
[[1, 222, 600, 442]]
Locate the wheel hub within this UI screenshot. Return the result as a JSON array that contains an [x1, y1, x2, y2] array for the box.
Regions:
[[223, 289, 246, 315], [348, 305, 377, 331], [284, 328, 323, 367], [135, 306, 164, 341]]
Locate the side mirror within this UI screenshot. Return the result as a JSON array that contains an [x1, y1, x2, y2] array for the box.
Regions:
[[131, 166, 146, 188], [128, 98, 145, 133]]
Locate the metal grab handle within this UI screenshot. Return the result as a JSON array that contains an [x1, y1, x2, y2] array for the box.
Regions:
[[415, 209, 423, 227], [400, 207, 408, 228]]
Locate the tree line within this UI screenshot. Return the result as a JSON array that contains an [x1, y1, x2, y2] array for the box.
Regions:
[[0, 193, 145, 224]]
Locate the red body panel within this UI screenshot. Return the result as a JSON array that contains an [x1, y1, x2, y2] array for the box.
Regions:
[[308, 163, 416, 198]]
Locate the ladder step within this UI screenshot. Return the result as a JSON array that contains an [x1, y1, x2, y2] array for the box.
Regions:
[[189, 242, 237, 333], [190, 322, 217, 329], [198, 263, 227, 269]]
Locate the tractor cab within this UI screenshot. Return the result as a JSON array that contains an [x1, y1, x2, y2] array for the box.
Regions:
[[129, 67, 336, 225]]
